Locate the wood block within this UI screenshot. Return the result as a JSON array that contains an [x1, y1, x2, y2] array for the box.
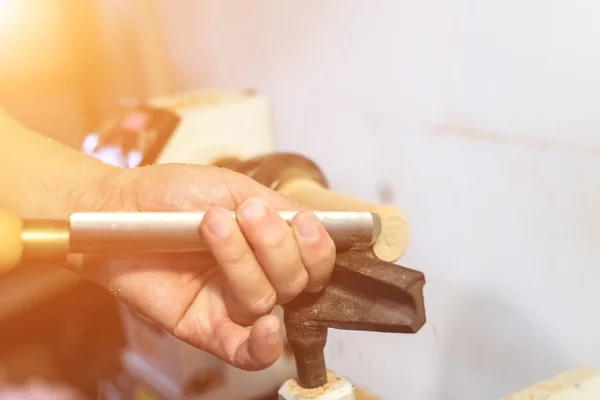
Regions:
[[503, 366, 600, 399], [151, 89, 275, 166]]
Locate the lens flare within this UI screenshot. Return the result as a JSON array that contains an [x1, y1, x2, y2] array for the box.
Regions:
[[0, 0, 22, 29]]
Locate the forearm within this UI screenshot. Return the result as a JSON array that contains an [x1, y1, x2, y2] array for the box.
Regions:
[[0, 112, 119, 219]]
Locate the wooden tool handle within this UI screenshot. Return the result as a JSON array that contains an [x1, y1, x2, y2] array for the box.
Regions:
[[277, 179, 409, 262], [0, 209, 23, 273]]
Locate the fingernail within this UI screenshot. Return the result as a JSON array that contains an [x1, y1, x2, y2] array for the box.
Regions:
[[239, 198, 267, 221], [266, 327, 280, 345], [297, 213, 319, 240], [206, 212, 231, 239]]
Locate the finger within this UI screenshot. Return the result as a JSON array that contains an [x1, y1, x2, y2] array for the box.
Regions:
[[212, 314, 282, 371], [200, 207, 277, 320], [218, 168, 302, 210], [237, 197, 308, 304], [292, 210, 336, 293]]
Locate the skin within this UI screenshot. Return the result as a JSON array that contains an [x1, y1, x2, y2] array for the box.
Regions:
[[0, 112, 336, 371]]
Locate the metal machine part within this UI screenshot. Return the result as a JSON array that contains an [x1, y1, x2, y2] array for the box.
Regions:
[[21, 220, 69, 260], [82, 103, 180, 168], [283, 251, 426, 389]]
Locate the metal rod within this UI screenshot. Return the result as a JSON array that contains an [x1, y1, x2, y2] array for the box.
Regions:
[[68, 211, 381, 254]]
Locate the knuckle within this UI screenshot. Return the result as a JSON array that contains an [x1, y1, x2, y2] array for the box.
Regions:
[[258, 229, 286, 248], [173, 316, 210, 350], [224, 244, 253, 266], [306, 238, 336, 266], [278, 271, 309, 302], [248, 289, 277, 316], [304, 242, 336, 293], [204, 207, 226, 223]]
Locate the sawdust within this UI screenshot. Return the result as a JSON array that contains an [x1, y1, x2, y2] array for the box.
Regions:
[[286, 371, 342, 399]]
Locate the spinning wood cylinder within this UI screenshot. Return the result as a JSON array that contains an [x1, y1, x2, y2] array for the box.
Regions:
[[214, 153, 410, 263]]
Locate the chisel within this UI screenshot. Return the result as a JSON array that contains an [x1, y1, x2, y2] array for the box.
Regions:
[[0, 210, 381, 272]]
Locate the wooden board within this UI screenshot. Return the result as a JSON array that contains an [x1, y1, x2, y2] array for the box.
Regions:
[[503, 366, 600, 399]]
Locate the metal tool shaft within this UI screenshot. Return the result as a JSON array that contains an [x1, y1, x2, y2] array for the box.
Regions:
[[68, 211, 381, 254]]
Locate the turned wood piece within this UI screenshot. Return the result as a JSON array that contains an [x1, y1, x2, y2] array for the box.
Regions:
[[503, 366, 600, 399], [213, 153, 410, 262]]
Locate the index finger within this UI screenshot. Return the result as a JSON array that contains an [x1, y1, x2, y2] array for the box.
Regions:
[[219, 168, 303, 211]]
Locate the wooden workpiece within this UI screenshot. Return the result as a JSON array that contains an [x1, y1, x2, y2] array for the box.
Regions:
[[278, 179, 409, 262], [218, 153, 411, 263], [503, 366, 600, 399]]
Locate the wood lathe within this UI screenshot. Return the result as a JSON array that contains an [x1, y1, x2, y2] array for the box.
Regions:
[[0, 152, 427, 400], [0, 90, 429, 399], [4, 88, 590, 399]]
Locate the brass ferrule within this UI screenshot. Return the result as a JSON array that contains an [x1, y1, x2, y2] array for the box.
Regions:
[[21, 220, 70, 262]]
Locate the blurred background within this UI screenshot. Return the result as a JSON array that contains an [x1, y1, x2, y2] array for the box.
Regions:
[[0, 1, 149, 397], [0, 0, 165, 148], [2, 0, 600, 399]]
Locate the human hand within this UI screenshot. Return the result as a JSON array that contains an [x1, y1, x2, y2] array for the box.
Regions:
[[75, 163, 336, 371]]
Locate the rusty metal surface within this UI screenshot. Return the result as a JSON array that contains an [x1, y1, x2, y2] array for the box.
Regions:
[[284, 251, 426, 388]]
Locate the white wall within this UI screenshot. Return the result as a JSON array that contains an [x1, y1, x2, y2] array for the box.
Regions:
[[156, 1, 600, 398]]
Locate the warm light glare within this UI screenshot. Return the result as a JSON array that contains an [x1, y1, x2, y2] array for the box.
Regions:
[[0, 0, 61, 75], [0, 0, 22, 30]]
